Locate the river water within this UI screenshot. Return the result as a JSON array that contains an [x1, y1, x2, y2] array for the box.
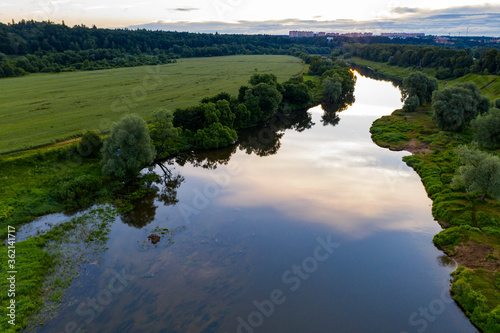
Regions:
[[35, 73, 477, 333]]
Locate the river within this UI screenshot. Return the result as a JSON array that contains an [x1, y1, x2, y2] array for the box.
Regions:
[[33, 73, 477, 333]]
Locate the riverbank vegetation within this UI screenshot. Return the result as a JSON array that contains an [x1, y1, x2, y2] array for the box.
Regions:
[[370, 72, 500, 331], [342, 44, 500, 79]]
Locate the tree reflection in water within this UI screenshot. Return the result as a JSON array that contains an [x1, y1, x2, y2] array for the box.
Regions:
[[121, 105, 335, 229], [120, 165, 185, 228], [321, 92, 355, 127]]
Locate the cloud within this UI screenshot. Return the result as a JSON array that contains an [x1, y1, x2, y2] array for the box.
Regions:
[[129, 4, 500, 36], [171, 7, 199, 12], [390, 7, 422, 15]]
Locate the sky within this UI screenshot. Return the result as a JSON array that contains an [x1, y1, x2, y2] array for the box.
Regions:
[[1, 0, 499, 36]]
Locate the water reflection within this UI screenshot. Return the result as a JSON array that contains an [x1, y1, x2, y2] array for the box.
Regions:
[[437, 254, 457, 268], [121, 191, 158, 228], [350, 63, 402, 87], [121, 167, 184, 228], [321, 110, 341, 127], [156, 163, 185, 206]]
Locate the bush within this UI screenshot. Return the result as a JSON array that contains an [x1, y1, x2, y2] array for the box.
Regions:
[[56, 175, 102, 207], [78, 131, 102, 158]]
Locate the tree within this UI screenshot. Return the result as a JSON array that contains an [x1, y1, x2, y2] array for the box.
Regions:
[[432, 83, 489, 131], [249, 73, 278, 87], [216, 99, 235, 127], [250, 83, 282, 121], [403, 95, 419, 112], [233, 103, 251, 129], [149, 110, 179, 158], [401, 72, 438, 106], [101, 114, 155, 178], [193, 123, 237, 150], [78, 130, 102, 158], [452, 145, 500, 201], [494, 98, 500, 109], [322, 77, 342, 103], [471, 108, 500, 149]]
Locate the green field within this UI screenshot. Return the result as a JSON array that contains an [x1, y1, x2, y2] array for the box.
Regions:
[[0, 55, 305, 154], [444, 73, 500, 101]]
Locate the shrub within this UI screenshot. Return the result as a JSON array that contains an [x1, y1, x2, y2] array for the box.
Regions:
[[78, 131, 102, 158]]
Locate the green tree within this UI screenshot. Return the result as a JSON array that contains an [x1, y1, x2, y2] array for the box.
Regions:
[[203, 103, 220, 126], [149, 110, 179, 158], [432, 83, 489, 131], [78, 130, 102, 158], [401, 72, 438, 106], [216, 99, 235, 128], [452, 145, 500, 201], [250, 83, 282, 121], [194, 123, 237, 149], [233, 103, 251, 129], [471, 108, 500, 149], [322, 77, 342, 103], [101, 114, 155, 178], [403, 95, 419, 112], [249, 73, 278, 87], [494, 98, 500, 109]]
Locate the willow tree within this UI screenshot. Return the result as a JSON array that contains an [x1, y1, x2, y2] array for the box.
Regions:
[[432, 83, 490, 131], [101, 114, 156, 178], [452, 145, 500, 201], [472, 108, 500, 149], [400, 72, 438, 107]]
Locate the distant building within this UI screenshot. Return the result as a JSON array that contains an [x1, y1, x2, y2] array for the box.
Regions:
[[289, 31, 314, 38], [381, 33, 425, 38], [434, 37, 455, 45], [340, 32, 373, 38]]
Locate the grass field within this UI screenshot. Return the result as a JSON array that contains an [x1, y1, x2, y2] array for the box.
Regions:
[[0, 55, 305, 154], [444, 73, 500, 101]]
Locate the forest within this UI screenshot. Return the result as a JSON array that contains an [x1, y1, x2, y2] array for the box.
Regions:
[[1, 20, 498, 79]]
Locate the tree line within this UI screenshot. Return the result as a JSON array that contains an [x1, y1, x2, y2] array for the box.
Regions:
[[0, 20, 335, 77], [342, 43, 500, 78]]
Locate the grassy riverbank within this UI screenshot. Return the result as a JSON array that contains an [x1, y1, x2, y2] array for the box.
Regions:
[[371, 107, 500, 331]]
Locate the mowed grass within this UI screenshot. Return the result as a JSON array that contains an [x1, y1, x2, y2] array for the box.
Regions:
[[443, 74, 500, 101], [0, 55, 305, 153]]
